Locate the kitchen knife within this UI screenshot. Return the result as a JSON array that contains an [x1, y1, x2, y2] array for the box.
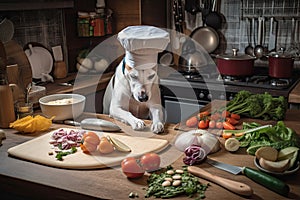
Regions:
[[188, 166, 253, 196], [63, 118, 121, 132], [206, 158, 290, 196]]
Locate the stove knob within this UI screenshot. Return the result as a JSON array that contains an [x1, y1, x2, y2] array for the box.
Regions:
[[207, 93, 212, 100], [228, 94, 234, 100], [219, 93, 226, 100], [199, 92, 205, 99]]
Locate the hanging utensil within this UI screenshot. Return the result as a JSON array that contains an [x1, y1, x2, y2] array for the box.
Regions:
[[204, 0, 222, 30], [206, 158, 290, 197], [268, 17, 277, 52], [188, 166, 253, 196], [254, 17, 265, 58], [245, 18, 254, 56]]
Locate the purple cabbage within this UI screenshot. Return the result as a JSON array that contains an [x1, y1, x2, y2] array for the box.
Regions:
[[183, 145, 207, 165]]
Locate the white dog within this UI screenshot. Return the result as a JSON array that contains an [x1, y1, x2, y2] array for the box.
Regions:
[[103, 59, 164, 133], [103, 26, 169, 133]]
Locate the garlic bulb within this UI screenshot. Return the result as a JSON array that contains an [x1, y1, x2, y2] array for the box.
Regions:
[[174, 129, 220, 154]]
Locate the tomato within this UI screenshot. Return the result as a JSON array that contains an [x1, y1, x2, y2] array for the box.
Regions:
[[185, 116, 198, 127], [216, 121, 223, 129], [140, 153, 161, 172], [198, 120, 209, 129], [223, 121, 236, 130], [210, 112, 221, 121], [230, 113, 241, 120], [208, 120, 216, 129], [121, 157, 145, 178]]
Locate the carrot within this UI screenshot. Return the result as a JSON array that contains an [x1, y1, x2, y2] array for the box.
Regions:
[[230, 113, 241, 120], [226, 117, 239, 125], [197, 111, 210, 119], [222, 132, 233, 139], [186, 116, 198, 127], [223, 121, 236, 130]]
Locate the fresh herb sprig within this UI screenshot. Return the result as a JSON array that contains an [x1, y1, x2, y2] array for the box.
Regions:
[[145, 166, 209, 199], [55, 147, 77, 161]]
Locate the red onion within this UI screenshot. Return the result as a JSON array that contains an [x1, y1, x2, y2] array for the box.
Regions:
[[183, 145, 207, 165]]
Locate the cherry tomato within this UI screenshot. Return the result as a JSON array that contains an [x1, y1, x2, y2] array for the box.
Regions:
[[198, 120, 209, 129], [185, 116, 198, 127], [210, 113, 221, 121], [221, 110, 230, 118], [209, 120, 216, 128], [121, 157, 145, 178], [140, 153, 161, 172], [216, 121, 223, 129], [223, 121, 236, 130]]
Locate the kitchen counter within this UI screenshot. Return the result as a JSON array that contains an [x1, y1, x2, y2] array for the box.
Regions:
[[44, 71, 114, 96], [1, 110, 300, 200]]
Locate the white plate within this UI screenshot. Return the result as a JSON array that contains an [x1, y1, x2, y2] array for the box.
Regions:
[[254, 158, 300, 176], [25, 44, 53, 79]]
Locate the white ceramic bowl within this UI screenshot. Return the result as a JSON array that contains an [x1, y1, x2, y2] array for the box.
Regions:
[[39, 94, 86, 120]]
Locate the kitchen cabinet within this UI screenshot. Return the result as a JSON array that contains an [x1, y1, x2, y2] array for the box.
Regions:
[[64, 0, 169, 73]]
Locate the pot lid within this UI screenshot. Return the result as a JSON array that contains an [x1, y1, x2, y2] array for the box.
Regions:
[[268, 48, 293, 58], [217, 48, 256, 60]]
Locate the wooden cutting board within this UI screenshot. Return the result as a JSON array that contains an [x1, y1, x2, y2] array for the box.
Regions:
[[7, 128, 169, 169]]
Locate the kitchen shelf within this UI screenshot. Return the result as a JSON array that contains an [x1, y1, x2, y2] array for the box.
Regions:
[[0, 1, 74, 11]]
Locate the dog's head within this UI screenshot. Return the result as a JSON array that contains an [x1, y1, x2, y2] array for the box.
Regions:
[[125, 65, 158, 102]]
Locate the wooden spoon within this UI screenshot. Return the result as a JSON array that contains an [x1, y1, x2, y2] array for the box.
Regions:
[[188, 166, 253, 196]]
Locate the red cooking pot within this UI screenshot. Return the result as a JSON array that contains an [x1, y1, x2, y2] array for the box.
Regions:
[[268, 52, 294, 78], [216, 48, 256, 76]]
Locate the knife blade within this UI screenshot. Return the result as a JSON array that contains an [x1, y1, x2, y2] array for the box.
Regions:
[[63, 118, 121, 132], [206, 158, 290, 196]]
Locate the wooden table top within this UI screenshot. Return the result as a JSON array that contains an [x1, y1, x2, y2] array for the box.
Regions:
[[0, 111, 300, 200]]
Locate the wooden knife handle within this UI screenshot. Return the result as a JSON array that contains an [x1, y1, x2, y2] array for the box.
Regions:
[[188, 166, 253, 196]]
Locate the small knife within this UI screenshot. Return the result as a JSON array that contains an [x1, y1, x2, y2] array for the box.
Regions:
[[206, 158, 290, 196], [63, 118, 121, 132]]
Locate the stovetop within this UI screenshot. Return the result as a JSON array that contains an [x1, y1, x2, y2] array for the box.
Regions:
[[160, 66, 300, 98], [165, 67, 300, 90]]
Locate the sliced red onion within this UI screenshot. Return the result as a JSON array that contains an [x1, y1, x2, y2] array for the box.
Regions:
[[49, 129, 85, 150], [183, 145, 207, 165]]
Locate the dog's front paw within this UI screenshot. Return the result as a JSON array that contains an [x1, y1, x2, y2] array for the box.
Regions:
[[151, 122, 164, 133], [131, 119, 145, 130]]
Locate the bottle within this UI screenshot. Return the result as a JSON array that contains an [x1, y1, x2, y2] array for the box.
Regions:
[[0, 58, 16, 128], [94, 9, 105, 36]]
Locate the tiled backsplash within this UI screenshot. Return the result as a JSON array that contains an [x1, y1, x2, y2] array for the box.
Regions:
[[220, 0, 300, 67]]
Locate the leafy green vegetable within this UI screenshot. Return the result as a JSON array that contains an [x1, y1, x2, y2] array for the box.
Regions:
[[55, 147, 77, 161], [145, 166, 208, 199], [236, 121, 300, 155], [220, 90, 287, 120]]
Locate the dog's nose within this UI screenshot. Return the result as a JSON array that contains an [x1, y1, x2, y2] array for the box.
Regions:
[[138, 91, 148, 102]]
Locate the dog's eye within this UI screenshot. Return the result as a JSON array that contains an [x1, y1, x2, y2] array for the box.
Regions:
[[130, 74, 138, 80], [148, 74, 155, 80]]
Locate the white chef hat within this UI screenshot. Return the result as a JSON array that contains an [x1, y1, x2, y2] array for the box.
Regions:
[[118, 25, 170, 70]]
